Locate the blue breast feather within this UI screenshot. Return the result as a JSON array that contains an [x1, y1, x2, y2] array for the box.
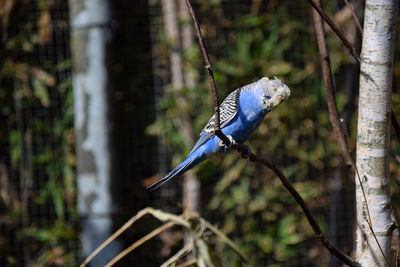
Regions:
[[189, 89, 266, 157]]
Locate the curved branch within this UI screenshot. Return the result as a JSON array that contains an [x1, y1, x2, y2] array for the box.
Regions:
[[311, 1, 354, 167], [214, 131, 359, 266], [184, 0, 358, 266], [307, 0, 400, 145], [307, 0, 360, 63], [184, 0, 221, 129]]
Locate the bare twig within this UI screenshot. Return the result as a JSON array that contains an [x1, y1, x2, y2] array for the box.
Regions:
[[344, 0, 363, 34], [82, 207, 246, 266], [81, 208, 189, 266], [307, 0, 360, 63], [184, 0, 221, 129], [161, 242, 193, 267], [199, 217, 247, 262], [105, 221, 176, 267], [216, 134, 360, 266], [184, 0, 358, 266], [176, 258, 197, 267], [312, 3, 353, 167], [241, 146, 358, 266], [80, 207, 153, 267], [307, 0, 400, 145]]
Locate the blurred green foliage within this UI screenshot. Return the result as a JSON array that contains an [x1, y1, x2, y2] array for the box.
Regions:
[[0, 1, 76, 265], [1, 0, 399, 266]]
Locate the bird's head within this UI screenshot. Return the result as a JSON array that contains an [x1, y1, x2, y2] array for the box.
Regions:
[[258, 76, 291, 112]]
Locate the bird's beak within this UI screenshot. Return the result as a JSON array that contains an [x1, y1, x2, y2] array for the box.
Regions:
[[273, 95, 284, 107]]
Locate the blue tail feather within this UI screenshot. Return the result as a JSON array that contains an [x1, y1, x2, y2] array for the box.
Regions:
[[147, 153, 199, 191]]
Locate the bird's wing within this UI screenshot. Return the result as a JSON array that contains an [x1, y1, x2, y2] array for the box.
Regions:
[[203, 88, 241, 133], [187, 88, 241, 157]]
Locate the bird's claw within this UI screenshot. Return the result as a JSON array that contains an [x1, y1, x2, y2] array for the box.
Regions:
[[219, 135, 236, 152], [241, 145, 251, 159]]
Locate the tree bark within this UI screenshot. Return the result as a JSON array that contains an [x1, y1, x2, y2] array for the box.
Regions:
[[355, 1, 398, 266]]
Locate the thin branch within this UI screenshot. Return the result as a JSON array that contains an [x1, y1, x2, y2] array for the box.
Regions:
[[199, 217, 247, 262], [225, 140, 359, 267], [184, 0, 221, 129], [184, 0, 358, 266], [312, 2, 353, 167], [80, 207, 153, 267], [344, 0, 363, 34], [307, 0, 400, 145], [161, 242, 193, 267], [307, 0, 360, 63], [176, 258, 197, 267], [105, 221, 176, 267]]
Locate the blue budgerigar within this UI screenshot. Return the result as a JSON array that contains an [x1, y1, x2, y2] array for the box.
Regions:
[[148, 77, 291, 190]]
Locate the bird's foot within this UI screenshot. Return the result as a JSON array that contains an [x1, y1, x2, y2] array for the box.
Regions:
[[240, 145, 251, 159], [219, 135, 237, 152]]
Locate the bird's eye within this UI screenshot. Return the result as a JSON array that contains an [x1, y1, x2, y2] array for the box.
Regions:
[[273, 87, 277, 92]]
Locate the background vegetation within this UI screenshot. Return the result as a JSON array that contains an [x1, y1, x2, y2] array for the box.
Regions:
[[149, 0, 399, 265], [0, 0, 399, 266], [0, 1, 76, 265]]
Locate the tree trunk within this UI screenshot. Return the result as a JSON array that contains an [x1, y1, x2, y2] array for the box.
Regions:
[[355, 1, 398, 266], [69, 1, 121, 265]]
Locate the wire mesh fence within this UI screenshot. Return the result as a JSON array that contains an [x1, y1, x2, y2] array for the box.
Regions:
[[0, 0, 79, 266], [1, 0, 389, 266]]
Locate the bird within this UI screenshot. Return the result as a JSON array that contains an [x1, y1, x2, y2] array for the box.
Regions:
[[148, 76, 291, 190]]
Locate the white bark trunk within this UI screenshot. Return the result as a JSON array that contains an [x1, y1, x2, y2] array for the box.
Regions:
[[69, 0, 121, 265], [355, 1, 398, 266]]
